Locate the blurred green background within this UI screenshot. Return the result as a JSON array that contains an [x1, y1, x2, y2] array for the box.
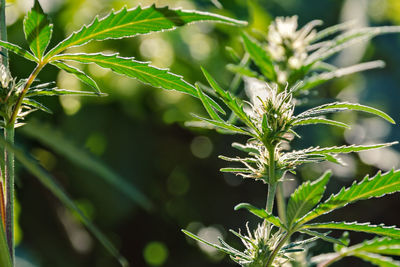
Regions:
[[4, 0, 400, 266]]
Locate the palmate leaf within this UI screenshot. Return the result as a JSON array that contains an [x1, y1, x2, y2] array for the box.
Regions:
[[21, 121, 152, 211], [286, 171, 331, 227], [349, 237, 400, 256], [51, 61, 100, 93], [241, 33, 275, 80], [295, 169, 400, 226], [303, 222, 400, 239], [52, 53, 198, 97], [0, 40, 36, 62], [23, 0, 53, 60], [234, 203, 285, 228], [355, 252, 400, 267], [0, 137, 128, 267], [45, 5, 246, 58]]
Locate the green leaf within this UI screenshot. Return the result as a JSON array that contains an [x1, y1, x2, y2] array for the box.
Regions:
[[286, 171, 331, 227], [299, 61, 385, 91], [46, 5, 246, 58], [294, 117, 350, 129], [0, 40, 37, 62], [241, 33, 275, 80], [52, 53, 197, 97], [299, 229, 345, 246], [195, 84, 224, 121], [299, 102, 395, 124], [0, 217, 11, 267], [234, 203, 285, 228], [296, 169, 400, 226], [226, 63, 259, 78], [51, 61, 100, 93], [0, 137, 128, 267], [355, 252, 400, 267], [191, 114, 253, 136], [310, 20, 356, 43], [26, 88, 106, 97], [22, 98, 52, 114], [20, 121, 152, 211], [23, 0, 53, 60], [182, 230, 251, 260], [201, 67, 259, 133], [305, 143, 396, 155], [350, 237, 400, 256], [303, 222, 400, 239]]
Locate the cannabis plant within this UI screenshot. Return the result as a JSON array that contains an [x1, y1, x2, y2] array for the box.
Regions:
[[0, 0, 246, 266], [183, 16, 400, 267]]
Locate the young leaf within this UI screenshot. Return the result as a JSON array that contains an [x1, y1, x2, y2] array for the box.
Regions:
[[305, 143, 397, 155], [26, 88, 106, 97], [195, 84, 224, 121], [286, 171, 331, 227], [191, 114, 253, 136], [302, 222, 400, 239], [52, 53, 197, 97], [241, 33, 276, 80], [234, 203, 285, 228], [355, 252, 400, 267], [23, 0, 53, 60], [51, 61, 100, 93], [293, 117, 350, 129], [0, 40, 37, 62], [296, 169, 400, 226], [0, 137, 128, 267], [299, 229, 345, 246], [20, 121, 152, 211], [45, 5, 246, 58], [310, 20, 356, 43]]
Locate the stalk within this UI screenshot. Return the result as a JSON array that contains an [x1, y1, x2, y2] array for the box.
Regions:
[[265, 231, 292, 267], [276, 182, 287, 224], [0, 0, 7, 68], [265, 146, 276, 214], [3, 126, 13, 261]]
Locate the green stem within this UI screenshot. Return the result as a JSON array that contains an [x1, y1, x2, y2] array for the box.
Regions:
[[0, 0, 8, 68], [265, 231, 292, 267], [3, 126, 13, 263], [265, 183, 276, 214], [276, 182, 287, 224], [265, 145, 276, 214]]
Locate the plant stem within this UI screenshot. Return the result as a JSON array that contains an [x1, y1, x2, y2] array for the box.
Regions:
[[0, 0, 8, 68], [265, 146, 276, 214], [3, 125, 13, 262], [276, 182, 287, 224], [265, 231, 292, 267]]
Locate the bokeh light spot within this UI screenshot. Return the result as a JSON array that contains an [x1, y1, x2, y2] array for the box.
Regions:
[[190, 136, 213, 159], [143, 241, 169, 266]]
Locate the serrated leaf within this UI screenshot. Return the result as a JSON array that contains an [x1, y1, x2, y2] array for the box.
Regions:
[[26, 88, 106, 97], [296, 169, 400, 226], [303, 222, 400, 239], [20, 121, 152, 211], [22, 99, 52, 114], [350, 237, 400, 256], [294, 117, 350, 129], [355, 252, 400, 267], [241, 33, 275, 80], [195, 84, 223, 122], [305, 143, 396, 155], [0, 40, 37, 62], [52, 53, 198, 97], [191, 114, 253, 136], [234, 203, 284, 228], [299, 61, 385, 91], [51, 61, 100, 93], [286, 171, 331, 227], [201, 67, 259, 133], [318, 102, 395, 124], [299, 229, 345, 246], [0, 137, 128, 267], [23, 0, 53, 60], [232, 142, 260, 155], [46, 5, 246, 58], [182, 230, 251, 260]]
